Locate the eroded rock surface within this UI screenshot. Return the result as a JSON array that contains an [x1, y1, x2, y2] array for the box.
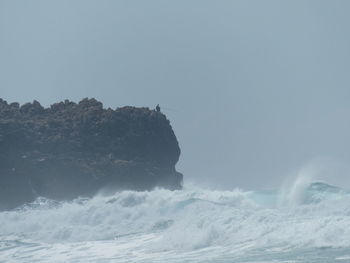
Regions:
[[0, 98, 183, 210]]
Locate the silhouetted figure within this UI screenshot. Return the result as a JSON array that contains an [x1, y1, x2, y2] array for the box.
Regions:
[[156, 104, 160, 112]]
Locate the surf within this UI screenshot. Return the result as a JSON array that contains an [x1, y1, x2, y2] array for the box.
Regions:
[[1, 180, 350, 262]]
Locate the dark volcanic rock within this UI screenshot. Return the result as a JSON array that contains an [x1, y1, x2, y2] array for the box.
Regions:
[[0, 98, 183, 210]]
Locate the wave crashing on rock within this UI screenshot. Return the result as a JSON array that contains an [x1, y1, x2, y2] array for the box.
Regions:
[[0, 98, 183, 210]]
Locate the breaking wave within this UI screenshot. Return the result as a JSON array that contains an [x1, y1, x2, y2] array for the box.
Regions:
[[1, 181, 350, 262]]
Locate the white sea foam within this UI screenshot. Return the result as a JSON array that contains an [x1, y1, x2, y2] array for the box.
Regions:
[[1, 182, 350, 262]]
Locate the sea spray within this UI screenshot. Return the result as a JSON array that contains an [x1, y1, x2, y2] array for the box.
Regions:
[[1, 183, 350, 262], [277, 162, 322, 207]]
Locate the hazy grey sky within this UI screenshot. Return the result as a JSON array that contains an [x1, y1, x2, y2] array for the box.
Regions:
[[1, 0, 350, 189]]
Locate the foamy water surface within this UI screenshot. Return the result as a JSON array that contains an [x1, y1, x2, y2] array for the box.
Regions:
[[1, 182, 350, 262]]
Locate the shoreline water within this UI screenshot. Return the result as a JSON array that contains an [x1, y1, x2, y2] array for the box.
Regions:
[[1, 182, 350, 262]]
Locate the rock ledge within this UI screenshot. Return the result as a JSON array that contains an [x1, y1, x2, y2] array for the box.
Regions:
[[0, 98, 183, 210]]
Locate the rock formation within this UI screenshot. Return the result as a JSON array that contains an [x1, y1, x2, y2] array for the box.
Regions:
[[0, 98, 183, 210]]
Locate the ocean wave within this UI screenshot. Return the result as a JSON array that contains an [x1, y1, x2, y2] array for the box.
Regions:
[[0, 182, 350, 253]]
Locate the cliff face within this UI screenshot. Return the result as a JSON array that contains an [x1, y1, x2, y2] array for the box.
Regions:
[[0, 98, 183, 210]]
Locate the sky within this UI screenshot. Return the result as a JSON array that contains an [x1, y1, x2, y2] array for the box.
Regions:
[[1, 0, 350, 190]]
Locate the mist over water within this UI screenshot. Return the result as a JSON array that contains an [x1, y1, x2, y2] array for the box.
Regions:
[[1, 1, 349, 262], [2, 0, 350, 190], [2, 172, 350, 263]]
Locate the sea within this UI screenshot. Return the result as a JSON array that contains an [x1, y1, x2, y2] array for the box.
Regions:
[[1, 179, 350, 263]]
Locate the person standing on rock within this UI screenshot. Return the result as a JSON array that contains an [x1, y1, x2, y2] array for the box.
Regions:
[[156, 104, 160, 112]]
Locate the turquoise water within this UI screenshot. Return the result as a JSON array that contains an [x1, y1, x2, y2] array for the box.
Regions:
[[1, 181, 350, 262]]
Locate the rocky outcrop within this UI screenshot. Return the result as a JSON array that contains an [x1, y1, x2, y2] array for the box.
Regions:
[[0, 98, 183, 210]]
